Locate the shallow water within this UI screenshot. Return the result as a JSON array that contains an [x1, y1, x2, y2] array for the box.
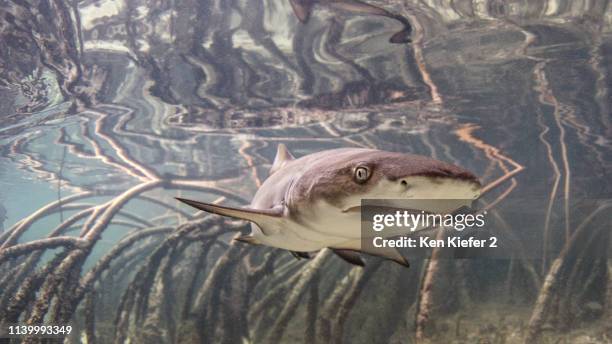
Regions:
[[0, 0, 611, 343]]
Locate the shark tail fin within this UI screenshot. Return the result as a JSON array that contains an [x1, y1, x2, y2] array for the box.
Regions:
[[176, 198, 283, 234]]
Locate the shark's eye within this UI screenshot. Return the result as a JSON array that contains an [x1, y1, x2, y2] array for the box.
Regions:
[[353, 166, 371, 183]]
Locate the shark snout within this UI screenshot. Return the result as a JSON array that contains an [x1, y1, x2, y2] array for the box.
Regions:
[[385, 175, 482, 200], [398, 179, 413, 193]]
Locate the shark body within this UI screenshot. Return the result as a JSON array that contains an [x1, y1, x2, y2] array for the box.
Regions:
[[177, 145, 481, 267], [289, 0, 413, 44]]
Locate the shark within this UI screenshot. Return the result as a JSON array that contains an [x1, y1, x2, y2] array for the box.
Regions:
[[177, 145, 481, 267], [288, 0, 413, 44]]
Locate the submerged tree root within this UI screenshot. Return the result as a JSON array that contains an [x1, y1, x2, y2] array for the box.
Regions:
[[0, 237, 87, 264], [525, 203, 611, 343], [112, 217, 226, 342], [266, 249, 331, 343]]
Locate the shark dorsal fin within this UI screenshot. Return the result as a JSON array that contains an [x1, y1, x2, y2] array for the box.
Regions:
[[270, 144, 295, 174]]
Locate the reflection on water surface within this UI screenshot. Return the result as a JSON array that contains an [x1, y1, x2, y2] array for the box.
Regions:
[[0, 0, 610, 343]]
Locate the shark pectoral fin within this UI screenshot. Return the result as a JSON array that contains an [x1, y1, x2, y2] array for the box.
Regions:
[[289, 0, 313, 23], [290, 251, 311, 260], [331, 249, 365, 267], [234, 234, 260, 245], [381, 249, 410, 268], [366, 246, 409, 267], [340, 239, 410, 268], [175, 198, 283, 235]]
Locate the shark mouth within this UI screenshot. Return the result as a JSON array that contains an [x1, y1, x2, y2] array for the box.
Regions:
[[341, 202, 477, 216], [342, 205, 362, 213]]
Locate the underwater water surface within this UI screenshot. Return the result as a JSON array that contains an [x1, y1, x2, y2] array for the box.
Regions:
[[0, 0, 611, 343]]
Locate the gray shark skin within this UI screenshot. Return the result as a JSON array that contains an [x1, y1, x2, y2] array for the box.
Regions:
[[177, 145, 481, 267], [289, 0, 413, 44]]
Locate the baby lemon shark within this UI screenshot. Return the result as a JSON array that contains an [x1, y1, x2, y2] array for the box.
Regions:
[[177, 145, 481, 267]]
